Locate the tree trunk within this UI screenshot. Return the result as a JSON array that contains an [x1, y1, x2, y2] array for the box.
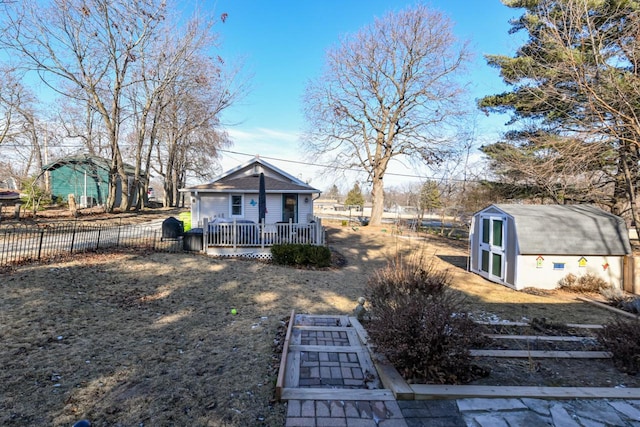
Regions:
[[620, 143, 640, 240], [370, 177, 384, 226]]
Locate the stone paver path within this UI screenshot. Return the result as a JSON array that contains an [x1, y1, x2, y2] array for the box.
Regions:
[[282, 314, 406, 426], [281, 314, 640, 426]]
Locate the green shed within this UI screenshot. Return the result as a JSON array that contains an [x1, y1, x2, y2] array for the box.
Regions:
[[43, 155, 141, 207]]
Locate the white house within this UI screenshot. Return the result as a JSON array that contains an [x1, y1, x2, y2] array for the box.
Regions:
[[181, 157, 320, 225], [179, 157, 323, 255], [469, 204, 632, 290]]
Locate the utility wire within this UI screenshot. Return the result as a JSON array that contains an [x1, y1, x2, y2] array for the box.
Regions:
[[217, 148, 480, 183], [0, 144, 485, 184]]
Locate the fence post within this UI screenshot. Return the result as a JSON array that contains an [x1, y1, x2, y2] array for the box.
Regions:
[[96, 228, 101, 251], [202, 218, 208, 253], [261, 219, 265, 249], [232, 219, 237, 250], [70, 224, 77, 254], [38, 230, 45, 260], [289, 218, 294, 244]]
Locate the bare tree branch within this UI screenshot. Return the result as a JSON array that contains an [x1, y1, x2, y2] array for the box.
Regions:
[[303, 4, 471, 225]]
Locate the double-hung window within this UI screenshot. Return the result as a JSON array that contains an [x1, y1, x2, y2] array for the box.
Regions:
[[231, 195, 243, 217]]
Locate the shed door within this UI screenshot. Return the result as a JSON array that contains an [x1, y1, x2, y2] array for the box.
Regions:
[[479, 215, 505, 282]]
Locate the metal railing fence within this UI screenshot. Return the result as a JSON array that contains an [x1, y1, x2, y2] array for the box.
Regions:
[[0, 222, 179, 268]]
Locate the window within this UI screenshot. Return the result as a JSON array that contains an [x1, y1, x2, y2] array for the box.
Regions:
[[482, 218, 490, 244], [481, 250, 489, 272], [492, 219, 503, 247], [231, 195, 243, 217]]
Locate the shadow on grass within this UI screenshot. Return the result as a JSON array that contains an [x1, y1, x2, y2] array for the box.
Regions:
[[437, 255, 469, 271]]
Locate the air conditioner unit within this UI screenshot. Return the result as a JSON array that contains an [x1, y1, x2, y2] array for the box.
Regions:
[[79, 196, 94, 208]]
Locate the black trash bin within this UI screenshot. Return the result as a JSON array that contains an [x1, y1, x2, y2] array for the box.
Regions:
[[183, 228, 203, 252]]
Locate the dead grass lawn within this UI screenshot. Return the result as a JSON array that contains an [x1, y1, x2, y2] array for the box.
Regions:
[[0, 223, 625, 426]]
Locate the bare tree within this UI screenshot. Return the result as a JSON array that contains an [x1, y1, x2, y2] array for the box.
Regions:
[[57, 100, 108, 157], [0, 67, 23, 146], [0, 68, 47, 185], [151, 52, 237, 207], [125, 13, 241, 209], [0, 0, 168, 212], [303, 4, 471, 226]]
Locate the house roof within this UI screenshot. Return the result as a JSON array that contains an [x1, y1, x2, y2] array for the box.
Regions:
[[42, 154, 138, 176], [181, 157, 320, 194], [488, 204, 632, 256]]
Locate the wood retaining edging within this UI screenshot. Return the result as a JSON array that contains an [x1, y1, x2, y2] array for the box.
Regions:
[[348, 317, 640, 401], [275, 309, 295, 400], [409, 385, 640, 400], [576, 296, 640, 319]]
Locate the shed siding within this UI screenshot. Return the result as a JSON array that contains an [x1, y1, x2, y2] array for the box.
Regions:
[[242, 193, 290, 223], [244, 193, 258, 220], [514, 255, 624, 290], [469, 217, 481, 272], [50, 164, 109, 205], [299, 196, 314, 223], [505, 216, 518, 287], [266, 195, 282, 223]]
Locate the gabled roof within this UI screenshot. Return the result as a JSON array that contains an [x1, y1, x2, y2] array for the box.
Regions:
[[42, 154, 137, 176], [181, 157, 320, 194], [486, 204, 631, 256]]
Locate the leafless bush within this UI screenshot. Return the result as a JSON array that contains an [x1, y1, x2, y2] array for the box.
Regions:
[[597, 318, 640, 374], [558, 273, 610, 293], [365, 256, 489, 384], [601, 288, 640, 314]]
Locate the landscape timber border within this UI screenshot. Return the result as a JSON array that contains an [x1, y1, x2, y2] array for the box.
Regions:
[[349, 317, 640, 401], [275, 309, 295, 400]]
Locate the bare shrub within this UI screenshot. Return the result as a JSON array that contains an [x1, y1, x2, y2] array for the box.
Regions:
[[596, 318, 640, 374], [365, 256, 489, 384], [600, 287, 629, 305], [558, 273, 610, 293], [601, 287, 640, 314]]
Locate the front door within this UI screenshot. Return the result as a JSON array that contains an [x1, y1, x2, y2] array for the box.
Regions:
[[478, 215, 505, 282], [282, 194, 298, 222]]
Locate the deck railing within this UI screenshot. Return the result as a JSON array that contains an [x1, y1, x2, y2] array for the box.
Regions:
[[201, 217, 325, 248]]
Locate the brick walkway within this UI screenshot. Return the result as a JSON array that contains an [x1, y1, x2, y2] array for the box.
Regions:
[[280, 314, 640, 426], [281, 314, 405, 426], [287, 399, 407, 426]]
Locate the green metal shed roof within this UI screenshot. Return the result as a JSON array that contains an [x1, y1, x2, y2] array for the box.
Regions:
[[43, 154, 137, 176]]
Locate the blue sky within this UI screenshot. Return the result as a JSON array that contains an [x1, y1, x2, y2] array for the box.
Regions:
[[207, 1, 525, 190]]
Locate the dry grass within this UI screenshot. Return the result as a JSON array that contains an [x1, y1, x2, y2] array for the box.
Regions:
[[0, 222, 623, 426]]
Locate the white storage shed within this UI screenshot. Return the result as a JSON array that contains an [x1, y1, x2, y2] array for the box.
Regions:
[[469, 204, 632, 290]]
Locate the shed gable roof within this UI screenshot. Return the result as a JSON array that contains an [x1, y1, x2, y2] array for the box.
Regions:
[[489, 204, 631, 256], [42, 154, 137, 176], [182, 157, 320, 194]]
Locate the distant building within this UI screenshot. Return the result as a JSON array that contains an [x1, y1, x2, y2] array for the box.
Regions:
[[43, 155, 142, 207]]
